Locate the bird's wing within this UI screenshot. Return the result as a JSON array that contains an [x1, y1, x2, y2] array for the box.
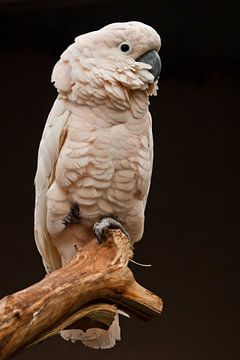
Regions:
[[143, 111, 154, 210], [34, 97, 69, 272]]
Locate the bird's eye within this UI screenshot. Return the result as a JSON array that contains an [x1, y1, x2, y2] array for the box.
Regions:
[[119, 41, 133, 54], [121, 43, 130, 52]]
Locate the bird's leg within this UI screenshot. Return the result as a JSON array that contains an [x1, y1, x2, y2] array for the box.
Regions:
[[93, 217, 130, 243]]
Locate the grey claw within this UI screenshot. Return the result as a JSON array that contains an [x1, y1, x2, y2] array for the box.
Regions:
[[93, 222, 104, 242], [93, 217, 130, 243]]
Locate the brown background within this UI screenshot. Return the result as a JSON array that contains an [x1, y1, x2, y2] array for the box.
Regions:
[[0, 0, 239, 359]]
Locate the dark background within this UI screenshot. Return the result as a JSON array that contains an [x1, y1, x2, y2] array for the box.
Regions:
[[0, 0, 239, 359]]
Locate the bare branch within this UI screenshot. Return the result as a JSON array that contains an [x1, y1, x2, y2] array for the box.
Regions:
[[0, 230, 162, 359]]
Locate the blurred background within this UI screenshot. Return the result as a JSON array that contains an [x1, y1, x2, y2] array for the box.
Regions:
[[0, 0, 239, 359]]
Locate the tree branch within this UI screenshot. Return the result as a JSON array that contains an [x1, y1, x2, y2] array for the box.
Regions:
[[0, 229, 163, 359]]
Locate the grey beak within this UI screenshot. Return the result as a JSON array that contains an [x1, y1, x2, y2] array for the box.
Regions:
[[136, 49, 161, 81]]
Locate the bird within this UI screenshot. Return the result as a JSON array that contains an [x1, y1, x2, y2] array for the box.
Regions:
[[34, 21, 161, 349]]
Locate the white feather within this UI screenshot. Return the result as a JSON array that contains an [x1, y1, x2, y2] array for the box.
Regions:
[[34, 96, 70, 272], [143, 112, 153, 210], [61, 314, 121, 349]]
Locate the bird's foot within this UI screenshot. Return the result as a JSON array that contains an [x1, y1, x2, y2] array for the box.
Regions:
[[63, 203, 81, 226], [93, 217, 130, 243]]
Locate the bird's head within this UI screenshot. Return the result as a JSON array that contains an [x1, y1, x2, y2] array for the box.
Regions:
[[52, 21, 161, 109]]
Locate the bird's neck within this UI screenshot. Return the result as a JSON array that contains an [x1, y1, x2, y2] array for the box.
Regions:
[[63, 89, 150, 125]]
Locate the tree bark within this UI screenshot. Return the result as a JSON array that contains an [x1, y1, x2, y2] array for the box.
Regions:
[[0, 229, 163, 360]]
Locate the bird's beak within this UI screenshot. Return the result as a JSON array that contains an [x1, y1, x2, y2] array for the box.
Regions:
[[136, 49, 161, 81]]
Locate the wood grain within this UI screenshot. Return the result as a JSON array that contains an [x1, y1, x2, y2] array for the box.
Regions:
[[0, 230, 162, 359]]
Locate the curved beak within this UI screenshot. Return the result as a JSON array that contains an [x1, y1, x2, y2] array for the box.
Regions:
[[136, 49, 161, 81]]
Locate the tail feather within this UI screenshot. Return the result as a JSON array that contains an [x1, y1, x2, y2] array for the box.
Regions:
[[60, 314, 120, 349]]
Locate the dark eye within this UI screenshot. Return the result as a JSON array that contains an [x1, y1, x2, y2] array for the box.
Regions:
[[118, 41, 133, 54], [121, 43, 130, 52]]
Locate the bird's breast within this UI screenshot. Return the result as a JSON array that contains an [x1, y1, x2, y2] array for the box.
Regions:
[[56, 111, 151, 222]]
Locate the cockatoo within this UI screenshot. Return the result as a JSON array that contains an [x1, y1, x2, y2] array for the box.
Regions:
[[34, 21, 161, 349]]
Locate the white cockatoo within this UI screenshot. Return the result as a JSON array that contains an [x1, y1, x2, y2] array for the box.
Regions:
[[34, 21, 161, 349]]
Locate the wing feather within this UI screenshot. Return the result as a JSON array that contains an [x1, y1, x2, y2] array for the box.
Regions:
[[34, 96, 70, 272], [143, 111, 154, 210]]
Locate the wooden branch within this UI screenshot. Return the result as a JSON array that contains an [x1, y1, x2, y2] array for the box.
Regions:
[[0, 230, 163, 359]]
